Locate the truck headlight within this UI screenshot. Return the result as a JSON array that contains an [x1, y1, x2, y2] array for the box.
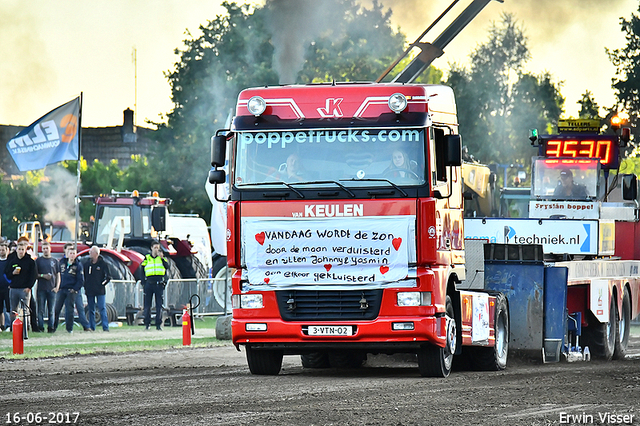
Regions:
[[240, 294, 263, 309], [247, 96, 266, 116], [388, 93, 407, 113], [397, 291, 431, 307]]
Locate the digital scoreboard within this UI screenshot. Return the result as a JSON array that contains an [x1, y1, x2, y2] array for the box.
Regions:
[[539, 135, 620, 169]]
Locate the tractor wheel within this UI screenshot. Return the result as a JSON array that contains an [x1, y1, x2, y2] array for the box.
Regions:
[[215, 314, 232, 340], [614, 287, 631, 360], [174, 255, 207, 279], [417, 295, 456, 377], [246, 346, 283, 375], [211, 256, 232, 311]]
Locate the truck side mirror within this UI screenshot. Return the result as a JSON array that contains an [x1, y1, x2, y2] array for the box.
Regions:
[[209, 168, 226, 184], [211, 134, 227, 168], [151, 206, 167, 232], [444, 134, 462, 167], [622, 174, 638, 201]]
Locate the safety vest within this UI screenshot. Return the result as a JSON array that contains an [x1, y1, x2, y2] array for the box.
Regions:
[[143, 254, 166, 277]]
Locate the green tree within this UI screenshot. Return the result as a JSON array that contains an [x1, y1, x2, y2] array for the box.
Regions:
[[578, 90, 601, 119], [607, 3, 640, 121], [447, 13, 564, 168], [0, 178, 45, 239], [152, 0, 408, 218]]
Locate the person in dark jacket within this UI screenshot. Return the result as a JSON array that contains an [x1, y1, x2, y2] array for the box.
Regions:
[[141, 241, 169, 330], [5, 236, 37, 329], [35, 241, 60, 333], [0, 239, 11, 331], [83, 246, 111, 331], [52, 244, 88, 333]]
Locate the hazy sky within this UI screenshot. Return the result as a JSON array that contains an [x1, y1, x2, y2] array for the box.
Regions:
[[1, 0, 637, 128]]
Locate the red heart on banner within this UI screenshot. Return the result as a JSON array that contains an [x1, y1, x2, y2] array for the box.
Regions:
[[392, 237, 402, 251], [324, 264, 332, 272], [264, 277, 270, 284], [380, 265, 389, 274], [255, 232, 266, 245]]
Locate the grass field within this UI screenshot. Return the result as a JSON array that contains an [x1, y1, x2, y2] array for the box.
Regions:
[[0, 315, 226, 360]]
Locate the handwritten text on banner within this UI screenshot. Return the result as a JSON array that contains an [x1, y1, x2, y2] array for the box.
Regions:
[[243, 216, 412, 285]]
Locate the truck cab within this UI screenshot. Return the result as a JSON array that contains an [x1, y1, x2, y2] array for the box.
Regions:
[[210, 83, 508, 377]]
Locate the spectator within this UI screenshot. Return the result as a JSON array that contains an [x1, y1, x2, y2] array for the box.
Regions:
[[0, 239, 11, 331], [141, 240, 169, 330], [5, 236, 37, 330], [35, 241, 60, 333], [83, 246, 111, 332], [52, 243, 89, 333]]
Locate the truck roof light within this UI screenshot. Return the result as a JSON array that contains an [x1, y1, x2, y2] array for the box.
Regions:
[[152, 191, 159, 197], [247, 96, 266, 116], [132, 190, 139, 197], [388, 93, 407, 113]]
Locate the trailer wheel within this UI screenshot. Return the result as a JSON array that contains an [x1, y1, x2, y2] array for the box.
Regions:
[[583, 295, 616, 360], [301, 352, 331, 369], [471, 293, 509, 371], [327, 351, 366, 369], [614, 287, 631, 360], [245, 346, 283, 375], [418, 295, 456, 377]]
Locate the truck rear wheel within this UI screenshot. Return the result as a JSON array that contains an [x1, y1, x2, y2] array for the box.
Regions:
[[614, 287, 631, 360], [418, 295, 456, 377], [301, 352, 330, 369], [327, 351, 365, 368], [245, 346, 283, 375], [472, 293, 509, 370], [583, 296, 616, 360]]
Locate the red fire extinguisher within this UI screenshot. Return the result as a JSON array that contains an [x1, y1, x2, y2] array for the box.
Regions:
[[13, 315, 23, 355], [182, 308, 191, 346]]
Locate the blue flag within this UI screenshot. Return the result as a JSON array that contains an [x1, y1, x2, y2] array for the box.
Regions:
[[6, 97, 81, 172]]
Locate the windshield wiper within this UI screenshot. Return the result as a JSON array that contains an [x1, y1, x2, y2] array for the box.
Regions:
[[289, 180, 356, 198], [237, 181, 304, 198], [340, 178, 408, 197]]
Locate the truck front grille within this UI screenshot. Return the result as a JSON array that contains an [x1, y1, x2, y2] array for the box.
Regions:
[[275, 289, 383, 321]]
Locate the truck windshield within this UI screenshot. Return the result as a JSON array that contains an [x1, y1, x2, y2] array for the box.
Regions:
[[95, 206, 132, 245], [234, 128, 426, 186], [532, 158, 599, 200]]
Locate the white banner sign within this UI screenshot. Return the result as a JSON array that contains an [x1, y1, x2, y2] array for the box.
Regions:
[[464, 218, 598, 255], [529, 201, 599, 219], [243, 216, 412, 285], [471, 293, 490, 344]]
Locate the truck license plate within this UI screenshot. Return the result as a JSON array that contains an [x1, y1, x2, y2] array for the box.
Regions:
[[307, 325, 353, 336]]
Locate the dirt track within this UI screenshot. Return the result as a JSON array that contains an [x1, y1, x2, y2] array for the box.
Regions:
[[1, 330, 639, 426]]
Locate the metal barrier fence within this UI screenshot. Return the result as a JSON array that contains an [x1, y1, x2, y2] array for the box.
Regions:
[[106, 275, 231, 320]]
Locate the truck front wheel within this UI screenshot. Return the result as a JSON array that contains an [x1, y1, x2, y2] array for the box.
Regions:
[[417, 295, 456, 377], [613, 287, 631, 360], [245, 346, 283, 375]]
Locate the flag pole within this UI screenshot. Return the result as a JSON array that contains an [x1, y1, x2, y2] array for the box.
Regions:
[[75, 92, 83, 249]]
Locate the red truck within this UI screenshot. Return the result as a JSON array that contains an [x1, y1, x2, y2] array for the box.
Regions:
[[209, 83, 509, 376]]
